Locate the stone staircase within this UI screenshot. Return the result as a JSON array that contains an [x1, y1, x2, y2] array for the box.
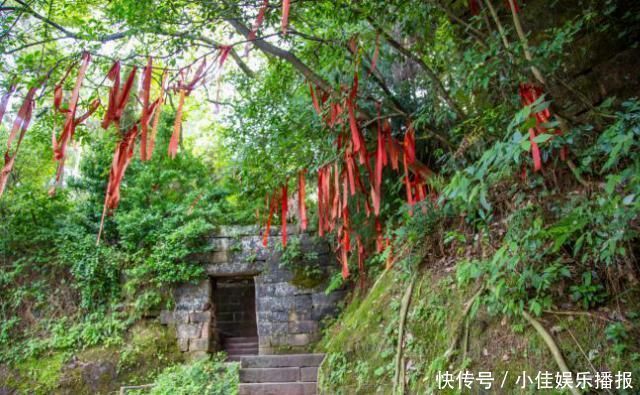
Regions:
[[223, 336, 259, 357], [231, 353, 324, 395]]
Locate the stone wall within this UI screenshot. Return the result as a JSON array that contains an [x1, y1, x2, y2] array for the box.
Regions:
[[160, 225, 345, 357]]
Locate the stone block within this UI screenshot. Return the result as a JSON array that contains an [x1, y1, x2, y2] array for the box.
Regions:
[[288, 320, 318, 334], [176, 323, 200, 339], [189, 338, 210, 352], [177, 338, 189, 352], [300, 367, 319, 382], [176, 310, 191, 323], [257, 322, 288, 337], [287, 333, 311, 346], [272, 282, 299, 297], [189, 311, 211, 323], [210, 250, 229, 263]]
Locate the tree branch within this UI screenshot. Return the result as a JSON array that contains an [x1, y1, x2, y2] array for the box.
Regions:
[[368, 17, 466, 120], [226, 18, 333, 93]]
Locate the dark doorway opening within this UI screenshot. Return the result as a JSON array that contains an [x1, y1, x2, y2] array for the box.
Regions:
[[212, 276, 258, 357]]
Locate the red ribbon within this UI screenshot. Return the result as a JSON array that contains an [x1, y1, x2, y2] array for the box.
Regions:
[[0, 86, 37, 198], [281, 184, 288, 247], [298, 170, 307, 230], [148, 70, 168, 159], [102, 61, 137, 130], [281, 0, 290, 35], [52, 53, 95, 191], [139, 57, 154, 161]]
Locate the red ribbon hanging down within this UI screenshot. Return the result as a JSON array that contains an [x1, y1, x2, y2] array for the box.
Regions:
[[168, 58, 207, 159], [219, 46, 233, 68], [372, 106, 387, 216], [147, 70, 168, 159], [0, 86, 38, 198], [384, 120, 400, 171], [0, 84, 16, 124], [469, 0, 481, 15], [281, 0, 290, 35], [402, 123, 416, 210], [309, 82, 323, 116], [346, 72, 368, 165], [51, 53, 99, 191], [139, 57, 158, 161], [298, 170, 308, 230], [168, 88, 186, 158], [246, 0, 269, 55], [340, 206, 351, 279], [281, 184, 288, 247], [518, 83, 565, 172], [102, 61, 137, 130], [97, 123, 140, 243], [317, 168, 325, 237]]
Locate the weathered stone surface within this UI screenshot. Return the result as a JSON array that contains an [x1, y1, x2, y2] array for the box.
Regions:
[[238, 354, 325, 368], [189, 338, 210, 352], [288, 320, 318, 334], [176, 323, 200, 339], [206, 262, 262, 276], [300, 367, 319, 382], [240, 367, 300, 383], [238, 382, 316, 395], [287, 334, 311, 346], [177, 338, 189, 352], [189, 311, 211, 323]]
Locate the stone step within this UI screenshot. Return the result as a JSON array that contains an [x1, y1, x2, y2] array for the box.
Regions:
[[223, 336, 259, 344], [227, 350, 258, 357], [224, 346, 259, 355], [239, 367, 319, 383], [223, 340, 258, 346], [240, 367, 299, 383], [238, 382, 316, 395], [237, 354, 325, 369]]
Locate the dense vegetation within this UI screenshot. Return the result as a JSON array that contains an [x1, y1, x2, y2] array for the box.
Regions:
[[1, 0, 639, 393]]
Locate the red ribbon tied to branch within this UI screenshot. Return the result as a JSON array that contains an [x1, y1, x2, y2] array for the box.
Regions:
[[52, 52, 98, 193], [0, 86, 38, 198], [168, 58, 207, 158]]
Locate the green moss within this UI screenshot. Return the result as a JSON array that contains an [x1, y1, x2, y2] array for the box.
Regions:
[[116, 321, 184, 384], [15, 352, 66, 394], [290, 266, 326, 289]]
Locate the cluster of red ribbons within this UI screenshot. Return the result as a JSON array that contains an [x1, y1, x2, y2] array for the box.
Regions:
[[139, 57, 162, 161], [169, 59, 207, 159], [518, 83, 566, 172], [261, 172, 308, 249], [51, 52, 99, 192], [0, 86, 38, 198], [288, 64, 434, 279]]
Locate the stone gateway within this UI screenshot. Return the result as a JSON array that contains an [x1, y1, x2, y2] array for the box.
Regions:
[[159, 225, 346, 358]]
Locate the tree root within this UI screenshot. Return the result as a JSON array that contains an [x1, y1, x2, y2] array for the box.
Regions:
[[443, 285, 484, 366], [522, 311, 580, 395], [393, 274, 417, 395]]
